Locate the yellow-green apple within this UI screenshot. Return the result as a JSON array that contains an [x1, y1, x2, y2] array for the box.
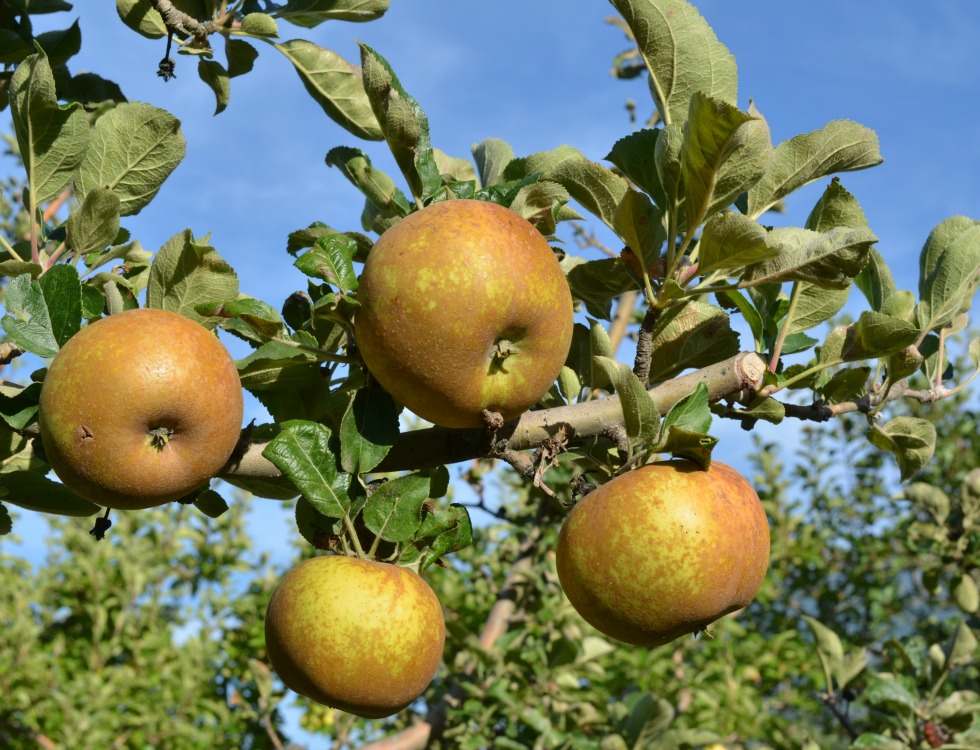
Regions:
[[354, 199, 574, 428], [38, 308, 244, 509], [556, 459, 770, 647], [264, 555, 445, 718]]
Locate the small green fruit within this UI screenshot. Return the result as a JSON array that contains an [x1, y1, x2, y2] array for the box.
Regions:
[[264, 555, 445, 719], [556, 459, 770, 647]]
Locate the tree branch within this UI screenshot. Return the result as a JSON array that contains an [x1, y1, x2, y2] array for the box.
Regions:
[[221, 351, 769, 482], [632, 305, 661, 386]]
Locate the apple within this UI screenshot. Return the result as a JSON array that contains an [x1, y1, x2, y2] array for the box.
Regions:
[[354, 199, 574, 429], [264, 555, 445, 718], [38, 308, 244, 510], [556, 459, 770, 647]]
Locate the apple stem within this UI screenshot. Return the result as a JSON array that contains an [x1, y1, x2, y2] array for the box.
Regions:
[[342, 514, 368, 559]]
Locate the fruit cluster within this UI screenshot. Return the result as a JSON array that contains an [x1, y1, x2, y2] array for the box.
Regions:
[[36, 199, 769, 720]]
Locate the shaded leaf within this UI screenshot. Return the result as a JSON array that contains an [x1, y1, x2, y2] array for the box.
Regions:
[[262, 419, 351, 518], [1, 265, 81, 358], [362, 472, 430, 543], [649, 300, 740, 381], [339, 387, 400, 475], [593, 356, 659, 446], [65, 186, 120, 255], [867, 417, 936, 481]]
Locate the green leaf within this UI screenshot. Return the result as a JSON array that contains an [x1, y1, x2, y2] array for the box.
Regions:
[[953, 574, 980, 614], [660, 382, 711, 435], [0, 502, 10, 535], [805, 178, 868, 233], [10, 52, 90, 203], [274, 40, 382, 141], [855, 247, 900, 313], [863, 679, 918, 716], [852, 735, 906, 750], [613, 190, 665, 272], [656, 122, 685, 211], [609, 0, 737, 125], [867, 416, 936, 481], [902, 482, 950, 524], [66, 186, 120, 255], [198, 60, 231, 115], [846, 311, 920, 360], [76, 101, 185, 216], [472, 137, 514, 187], [0, 471, 100, 516], [359, 42, 440, 200], [649, 300, 740, 381], [418, 503, 473, 570], [197, 297, 286, 339], [944, 621, 978, 667], [786, 284, 850, 336], [746, 120, 883, 218], [236, 339, 319, 391], [116, 0, 169, 38], [503, 144, 583, 181], [819, 366, 870, 404], [325, 145, 411, 216], [339, 387, 400, 475], [262, 420, 351, 518], [35, 20, 81, 67], [696, 211, 774, 275], [916, 216, 980, 333], [1, 266, 82, 358], [0, 382, 41, 430], [362, 472, 430, 543], [274, 0, 389, 28], [565, 257, 638, 320], [605, 128, 667, 210], [681, 94, 771, 230], [146, 230, 239, 325], [544, 157, 629, 231], [742, 226, 877, 290], [509, 180, 576, 236], [294, 233, 358, 295], [592, 356, 659, 446], [193, 489, 229, 518], [226, 39, 259, 77], [240, 12, 279, 36]]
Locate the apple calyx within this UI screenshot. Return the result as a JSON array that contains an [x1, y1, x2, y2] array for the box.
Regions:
[[147, 426, 174, 449]]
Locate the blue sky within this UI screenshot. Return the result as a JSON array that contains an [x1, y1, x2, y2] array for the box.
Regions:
[[4, 2, 980, 743], [4, 1, 979, 553]]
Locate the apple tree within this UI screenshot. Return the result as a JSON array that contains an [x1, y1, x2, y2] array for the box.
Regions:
[[1, 0, 978, 748]]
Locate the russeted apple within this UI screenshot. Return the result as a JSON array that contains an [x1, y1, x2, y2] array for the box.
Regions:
[[354, 199, 574, 429], [556, 459, 770, 647], [264, 555, 445, 719], [38, 308, 244, 510]]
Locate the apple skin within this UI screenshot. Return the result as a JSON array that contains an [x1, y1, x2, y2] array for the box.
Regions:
[[264, 555, 446, 719], [354, 199, 574, 429], [556, 459, 770, 647], [38, 308, 244, 510]]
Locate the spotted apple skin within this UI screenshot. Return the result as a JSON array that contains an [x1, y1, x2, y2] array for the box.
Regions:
[[354, 199, 574, 429], [38, 308, 244, 510], [556, 460, 770, 647], [264, 555, 446, 719]]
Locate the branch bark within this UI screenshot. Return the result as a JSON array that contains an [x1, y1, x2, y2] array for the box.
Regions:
[[221, 351, 769, 481]]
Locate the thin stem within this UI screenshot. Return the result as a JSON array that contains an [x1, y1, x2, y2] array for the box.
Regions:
[[342, 514, 367, 558], [0, 233, 24, 262], [768, 281, 803, 373], [935, 328, 947, 390]]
